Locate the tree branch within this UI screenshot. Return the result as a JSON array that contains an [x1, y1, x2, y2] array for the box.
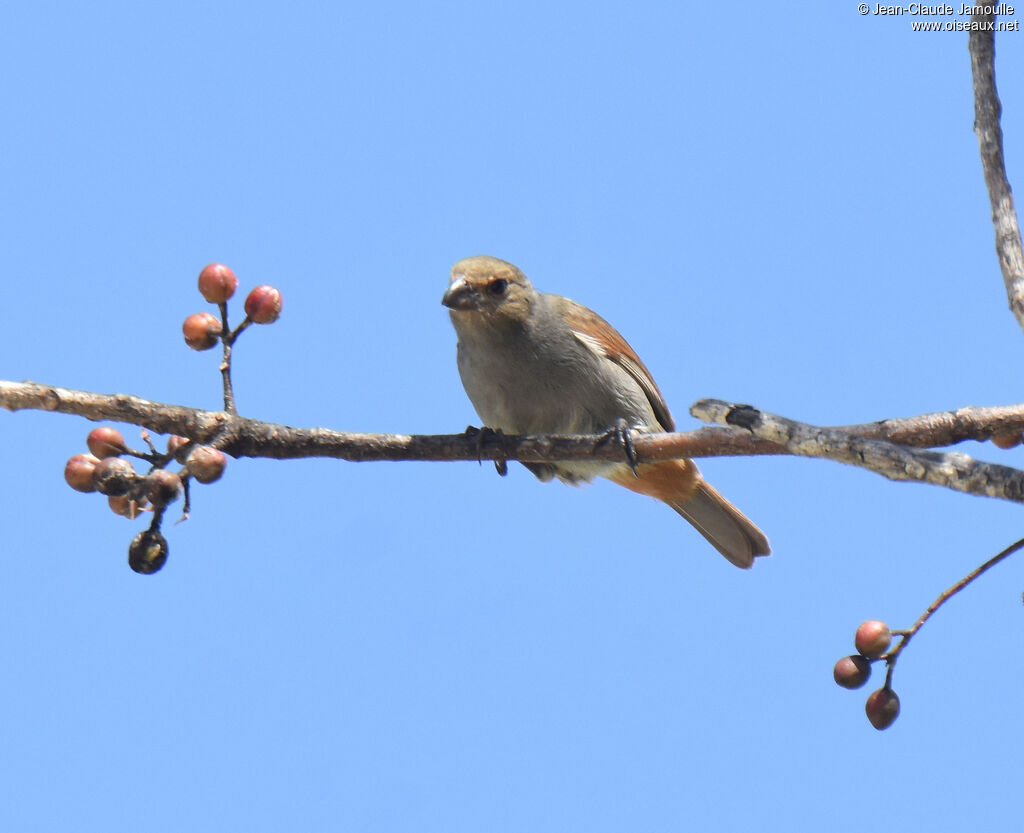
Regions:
[[703, 399, 1024, 448], [0, 379, 780, 463], [6, 379, 1024, 504], [970, 11, 1024, 334], [692, 399, 1024, 503]]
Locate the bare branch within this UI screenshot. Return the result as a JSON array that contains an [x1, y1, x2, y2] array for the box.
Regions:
[[970, 12, 1024, 333], [7, 379, 1024, 504], [699, 399, 1024, 448], [692, 399, 1024, 503], [0, 378, 781, 463]]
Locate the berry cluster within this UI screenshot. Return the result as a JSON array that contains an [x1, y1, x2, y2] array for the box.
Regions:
[[64, 426, 226, 573], [183, 263, 282, 352], [61, 262, 279, 575], [833, 619, 902, 730]]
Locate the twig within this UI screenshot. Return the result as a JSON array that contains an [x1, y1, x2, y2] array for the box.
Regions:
[[215, 303, 254, 415], [217, 301, 237, 414], [883, 535, 1024, 688]]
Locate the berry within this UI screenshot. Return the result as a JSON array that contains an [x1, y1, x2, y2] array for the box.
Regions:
[[244, 285, 283, 324], [109, 495, 147, 519], [87, 426, 127, 458], [854, 620, 892, 659], [183, 312, 222, 351], [128, 528, 168, 575], [197, 263, 239, 304], [991, 431, 1021, 450], [833, 655, 872, 689], [65, 453, 100, 493], [145, 470, 182, 507], [865, 687, 900, 730], [186, 445, 227, 483], [92, 457, 137, 497], [167, 435, 191, 463]]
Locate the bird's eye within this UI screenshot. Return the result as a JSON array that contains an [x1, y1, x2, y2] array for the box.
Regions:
[[487, 278, 508, 296]]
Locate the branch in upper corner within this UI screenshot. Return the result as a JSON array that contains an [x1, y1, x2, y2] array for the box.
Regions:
[[969, 14, 1024, 334], [692, 399, 1024, 503]]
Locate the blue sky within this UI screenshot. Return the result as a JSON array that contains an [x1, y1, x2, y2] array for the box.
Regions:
[[3, 3, 1024, 831]]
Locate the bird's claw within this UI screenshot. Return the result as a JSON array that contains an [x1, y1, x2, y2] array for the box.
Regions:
[[596, 418, 639, 477], [464, 425, 509, 476]]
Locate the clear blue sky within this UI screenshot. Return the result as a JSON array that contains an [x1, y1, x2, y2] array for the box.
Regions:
[[3, 3, 1024, 831]]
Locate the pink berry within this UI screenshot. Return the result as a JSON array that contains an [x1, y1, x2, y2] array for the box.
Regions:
[[244, 285, 283, 324], [65, 453, 100, 493], [186, 446, 227, 483], [197, 263, 239, 304], [833, 655, 872, 689], [109, 495, 147, 519], [87, 426, 127, 458], [991, 431, 1021, 450], [854, 620, 892, 659], [865, 687, 900, 730], [182, 312, 222, 351]]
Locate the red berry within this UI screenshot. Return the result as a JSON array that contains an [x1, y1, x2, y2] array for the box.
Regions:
[[865, 687, 900, 730], [186, 446, 227, 483], [833, 655, 872, 689], [92, 456, 137, 497], [991, 431, 1021, 450], [197, 263, 239, 304], [182, 312, 222, 351], [128, 528, 168, 575], [854, 620, 892, 659], [244, 285, 283, 324], [145, 470, 182, 507], [65, 453, 101, 493], [109, 495, 147, 519], [87, 426, 127, 458]]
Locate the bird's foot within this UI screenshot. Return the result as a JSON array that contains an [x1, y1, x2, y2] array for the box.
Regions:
[[464, 425, 509, 477], [595, 418, 638, 477]]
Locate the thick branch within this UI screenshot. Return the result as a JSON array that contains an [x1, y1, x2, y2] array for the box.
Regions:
[[6, 380, 1024, 504], [693, 400, 1024, 503], [970, 13, 1024, 333]]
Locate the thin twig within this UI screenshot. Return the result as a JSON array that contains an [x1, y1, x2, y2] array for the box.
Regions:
[[883, 535, 1024, 688], [217, 301, 237, 414]]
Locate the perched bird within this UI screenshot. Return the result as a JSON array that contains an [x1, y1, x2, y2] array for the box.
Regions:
[[441, 255, 770, 568]]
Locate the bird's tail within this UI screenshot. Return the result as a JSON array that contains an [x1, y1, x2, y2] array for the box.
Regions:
[[669, 479, 770, 569], [608, 459, 770, 569]]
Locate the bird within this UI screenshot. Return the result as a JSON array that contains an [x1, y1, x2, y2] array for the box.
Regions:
[[441, 254, 770, 568]]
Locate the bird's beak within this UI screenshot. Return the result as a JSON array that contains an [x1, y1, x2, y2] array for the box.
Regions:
[[441, 276, 478, 310]]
